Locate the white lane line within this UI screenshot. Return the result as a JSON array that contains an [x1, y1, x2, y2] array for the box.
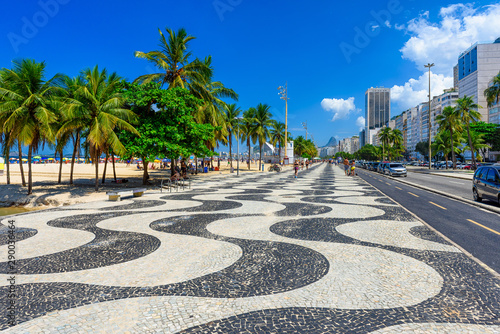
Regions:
[[449, 181, 465, 185]]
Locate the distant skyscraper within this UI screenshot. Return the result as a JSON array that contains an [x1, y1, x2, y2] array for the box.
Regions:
[[365, 87, 390, 144]]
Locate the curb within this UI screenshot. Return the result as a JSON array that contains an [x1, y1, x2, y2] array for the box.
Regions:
[[408, 169, 473, 181], [365, 170, 500, 215]]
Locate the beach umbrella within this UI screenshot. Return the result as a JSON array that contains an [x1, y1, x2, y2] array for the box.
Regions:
[[22, 158, 28, 161], [9, 157, 17, 160], [33, 156, 41, 159], [162, 158, 170, 162], [48, 158, 54, 160]]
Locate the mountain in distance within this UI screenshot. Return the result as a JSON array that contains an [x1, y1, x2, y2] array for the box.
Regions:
[[322, 137, 337, 148]]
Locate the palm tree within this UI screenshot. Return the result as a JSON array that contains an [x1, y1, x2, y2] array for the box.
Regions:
[[59, 75, 87, 185], [436, 106, 462, 169], [378, 127, 392, 161], [455, 95, 481, 169], [253, 103, 272, 170], [484, 71, 500, 108], [0, 59, 62, 194], [389, 129, 404, 161], [58, 66, 138, 191], [240, 108, 256, 170], [432, 131, 451, 167], [134, 27, 211, 89], [463, 131, 491, 162], [223, 103, 241, 168], [269, 121, 286, 162], [293, 136, 306, 158]]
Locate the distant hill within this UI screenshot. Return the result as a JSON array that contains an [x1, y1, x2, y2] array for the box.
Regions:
[[322, 137, 337, 148]]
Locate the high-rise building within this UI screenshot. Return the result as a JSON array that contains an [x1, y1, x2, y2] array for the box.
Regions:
[[365, 87, 390, 144], [430, 89, 459, 138], [457, 39, 500, 122]]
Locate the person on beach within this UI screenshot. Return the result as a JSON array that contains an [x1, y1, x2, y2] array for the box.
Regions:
[[306, 160, 309, 170], [294, 160, 299, 178], [343, 158, 349, 175]]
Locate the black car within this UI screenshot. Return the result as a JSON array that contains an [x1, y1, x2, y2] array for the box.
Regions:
[[473, 166, 500, 205]]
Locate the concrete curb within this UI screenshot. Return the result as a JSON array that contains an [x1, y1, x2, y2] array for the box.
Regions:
[[408, 169, 473, 181], [365, 170, 500, 215]]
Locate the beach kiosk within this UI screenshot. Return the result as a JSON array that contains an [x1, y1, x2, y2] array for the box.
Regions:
[[0, 157, 4, 176]]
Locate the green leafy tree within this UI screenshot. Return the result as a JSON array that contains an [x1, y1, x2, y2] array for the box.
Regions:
[[223, 103, 241, 168], [455, 95, 482, 169], [415, 141, 429, 161], [462, 131, 491, 162], [119, 83, 215, 183], [470, 121, 500, 152]]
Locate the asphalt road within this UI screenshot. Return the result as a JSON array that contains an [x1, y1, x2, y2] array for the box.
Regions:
[[356, 168, 500, 274], [405, 169, 473, 200]]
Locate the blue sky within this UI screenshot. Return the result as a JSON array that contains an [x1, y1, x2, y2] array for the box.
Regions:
[[1, 0, 500, 154]]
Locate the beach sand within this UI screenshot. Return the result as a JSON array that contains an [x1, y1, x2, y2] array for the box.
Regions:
[[0, 160, 267, 208]]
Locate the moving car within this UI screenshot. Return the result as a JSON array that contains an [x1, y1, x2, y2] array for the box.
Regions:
[[384, 163, 407, 177], [473, 166, 500, 205]]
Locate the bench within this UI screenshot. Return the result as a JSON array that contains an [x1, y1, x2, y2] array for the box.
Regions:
[[106, 188, 147, 201]]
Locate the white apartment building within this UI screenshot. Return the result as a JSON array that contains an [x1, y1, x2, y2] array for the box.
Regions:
[[430, 89, 459, 138], [457, 40, 500, 123]]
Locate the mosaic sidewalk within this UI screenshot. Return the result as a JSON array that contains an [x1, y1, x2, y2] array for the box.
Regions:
[[1, 163, 499, 333]]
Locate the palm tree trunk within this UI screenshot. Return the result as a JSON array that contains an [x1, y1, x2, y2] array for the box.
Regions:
[[5, 146, 10, 185], [449, 127, 456, 169], [259, 144, 263, 172], [445, 154, 449, 170], [466, 124, 477, 169], [58, 150, 64, 184], [70, 132, 79, 185], [111, 151, 117, 182], [94, 155, 99, 192], [247, 139, 251, 170], [102, 152, 108, 184], [18, 141, 26, 187], [229, 131, 233, 169], [27, 145, 33, 195], [142, 157, 149, 185]]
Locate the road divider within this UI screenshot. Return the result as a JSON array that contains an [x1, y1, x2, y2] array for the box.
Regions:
[[429, 201, 447, 210], [467, 219, 500, 236]]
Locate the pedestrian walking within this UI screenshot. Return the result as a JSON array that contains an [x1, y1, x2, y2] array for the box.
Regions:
[[343, 158, 349, 175], [294, 160, 299, 178]]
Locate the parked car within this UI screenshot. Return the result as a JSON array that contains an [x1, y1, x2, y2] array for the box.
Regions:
[[378, 162, 389, 173], [371, 162, 380, 172], [385, 163, 408, 177], [473, 166, 500, 205]]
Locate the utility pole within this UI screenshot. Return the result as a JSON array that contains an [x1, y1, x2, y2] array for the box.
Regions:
[[301, 121, 308, 140], [425, 63, 434, 170], [278, 83, 289, 163]]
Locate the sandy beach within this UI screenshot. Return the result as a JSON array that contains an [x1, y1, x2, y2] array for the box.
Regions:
[[0, 160, 268, 208]]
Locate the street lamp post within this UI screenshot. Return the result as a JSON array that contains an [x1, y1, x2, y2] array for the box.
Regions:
[[302, 121, 308, 140], [278, 83, 289, 164], [424, 63, 434, 170]]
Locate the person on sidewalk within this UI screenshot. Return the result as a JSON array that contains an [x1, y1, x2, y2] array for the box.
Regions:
[[294, 160, 299, 178], [343, 158, 349, 175]]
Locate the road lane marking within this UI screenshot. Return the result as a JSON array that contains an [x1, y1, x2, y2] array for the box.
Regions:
[[408, 192, 419, 197], [385, 182, 391, 186], [395, 186, 402, 190], [449, 181, 465, 185], [467, 219, 500, 236], [429, 201, 447, 210]]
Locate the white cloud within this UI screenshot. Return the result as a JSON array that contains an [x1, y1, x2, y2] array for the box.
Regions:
[[399, 3, 500, 75], [391, 72, 454, 111], [321, 97, 357, 121], [355, 116, 365, 131]]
